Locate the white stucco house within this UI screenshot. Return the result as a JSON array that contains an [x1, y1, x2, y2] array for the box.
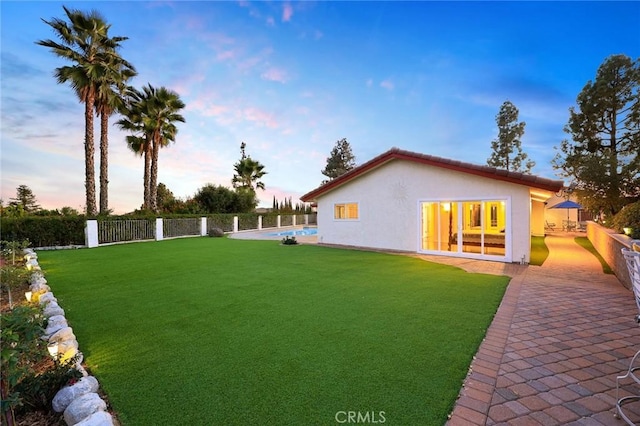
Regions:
[[301, 148, 564, 263]]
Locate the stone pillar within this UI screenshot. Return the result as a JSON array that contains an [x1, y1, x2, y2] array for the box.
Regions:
[[85, 220, 99, 248], [293, 215, 297, 226], [155, 218, 164, 241], [258, 216, 263, 230], [277, 215, 281, 228], [304, 214, 309, 225], [233, 216, 239, 233]]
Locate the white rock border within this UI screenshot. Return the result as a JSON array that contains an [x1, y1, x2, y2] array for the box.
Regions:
[[24, 249, 115, 426]]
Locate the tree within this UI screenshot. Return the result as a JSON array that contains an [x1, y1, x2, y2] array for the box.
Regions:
[[156, 183, 178, 213], [321, 138, 356, 183], [232, 142, 267, 192], [553, 54, 640, 216], [487, 101, 535, 173], [193, 184, 256, 214], [9, 185, 40, 213], [118, 84, 185, 212], [95, 52, 136, 215], [38, 6, 131, 216]]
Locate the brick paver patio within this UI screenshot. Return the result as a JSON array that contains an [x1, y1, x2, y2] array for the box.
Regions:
[[428, 234, 640, 425]]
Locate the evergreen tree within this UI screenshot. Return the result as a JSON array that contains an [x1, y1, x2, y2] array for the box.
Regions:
[[321, 138, 356, 183], [553, 54, 640, 216], [9, 185, 40, 213], [487, 101, 535, 173]]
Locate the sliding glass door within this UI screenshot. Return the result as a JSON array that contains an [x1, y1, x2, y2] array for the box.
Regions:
[[420, 200, 507, 258]]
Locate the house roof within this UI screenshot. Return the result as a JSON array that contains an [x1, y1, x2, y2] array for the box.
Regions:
[[300, 147, 564, 202]]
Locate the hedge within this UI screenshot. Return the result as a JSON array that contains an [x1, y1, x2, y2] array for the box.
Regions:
[[1, 216, 86, 247]]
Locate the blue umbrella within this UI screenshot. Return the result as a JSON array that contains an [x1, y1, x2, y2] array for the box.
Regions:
[[550, 200, 582, 210], [550, 200, 582, 228]]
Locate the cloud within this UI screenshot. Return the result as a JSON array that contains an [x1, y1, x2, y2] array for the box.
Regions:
[[244, 107, 278, 128], [261, 67, 289, 83], [282, 3, 294, 22], [380, 79, 394, 90]]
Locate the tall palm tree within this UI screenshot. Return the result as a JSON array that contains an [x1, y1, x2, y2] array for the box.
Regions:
[[95, 55, 137, 214], [118, 85, 185, 212], [232, 152, 267, 191], [37, 6, 131, 216]]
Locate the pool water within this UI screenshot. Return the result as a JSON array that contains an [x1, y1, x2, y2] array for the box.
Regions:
[[267, 228, 318, 237]]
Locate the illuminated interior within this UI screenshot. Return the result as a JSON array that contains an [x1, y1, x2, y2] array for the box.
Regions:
[[420, 200, 507, 257]]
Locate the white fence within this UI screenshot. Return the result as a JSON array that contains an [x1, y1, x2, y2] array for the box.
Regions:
[[86, 214, 316, 248]]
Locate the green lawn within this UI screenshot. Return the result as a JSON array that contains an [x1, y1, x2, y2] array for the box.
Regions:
[[530, 236, 549, 266], [38, 238, 509, 425], [575, 237, 614, 274]]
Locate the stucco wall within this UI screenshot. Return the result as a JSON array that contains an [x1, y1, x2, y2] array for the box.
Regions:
[[316, 160, 537, 263], [587, 221, 635, 290], [531, 200, 546, 237]]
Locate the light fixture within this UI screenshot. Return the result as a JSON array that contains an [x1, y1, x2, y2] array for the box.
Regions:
[[443, 202, 451, 212], [47, 342, 59, 359], [25, 291, 32, 302], [624, 227, 633, 236]]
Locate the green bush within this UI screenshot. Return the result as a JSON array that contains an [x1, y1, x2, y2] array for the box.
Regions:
[[281, 236, 298, 245], [14, 355, 82, 414], [612, 201, 640, 239], [0, 217, 85, 247], [1, 305, 81, 420]]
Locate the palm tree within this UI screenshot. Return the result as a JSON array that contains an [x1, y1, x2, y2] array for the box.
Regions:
[[118, 85, 185, 212], [37, 6, 131, 216], [232, 143, 267, 191], [95, 55, 137, 214]]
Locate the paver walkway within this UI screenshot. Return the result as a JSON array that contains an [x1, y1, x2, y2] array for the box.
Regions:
[[435, 234, 640, 425]]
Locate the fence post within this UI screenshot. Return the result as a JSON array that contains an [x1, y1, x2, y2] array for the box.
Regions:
[[292, 215, 296, 227], [200, 217, 207, 236], [258, 215, 263, 230], [233, 216, 239, 233], [277, 215, 281, 228], [156, 218, 164, 241], [85, 220, 99, 248]]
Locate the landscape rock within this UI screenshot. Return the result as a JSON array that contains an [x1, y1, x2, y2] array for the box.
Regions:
[[39, 292, 57, 306], [63, 393, 107, 425], [52, 376, 100, 413], [26, 258, 39, 269], [30, 282, 51, 294], [29, 272, 46, 284], [58, 339, 79, 361], [49, 327, 76, 344], [208, 227, 225, 237], [45, 315, 69, 337], [44, 302, 65, 317], [74, 411, 114, 426]]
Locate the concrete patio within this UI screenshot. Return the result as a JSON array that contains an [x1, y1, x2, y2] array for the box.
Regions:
[[438, 234, 640, 425]]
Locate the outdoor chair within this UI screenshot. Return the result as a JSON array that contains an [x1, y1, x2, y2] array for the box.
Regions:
[[615, 248, 640, 425], [544, 221, 556, 231]]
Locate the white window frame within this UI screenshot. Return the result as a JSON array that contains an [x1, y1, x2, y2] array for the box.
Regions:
[[417, 197, 511, 262]]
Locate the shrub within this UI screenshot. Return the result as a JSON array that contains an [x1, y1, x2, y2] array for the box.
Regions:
[[14, 355, 82, 414], [0, 217, 85, 247], [208, 228, 225, 238], [612, 201, 640, 239], [281, 236, 298, 245]]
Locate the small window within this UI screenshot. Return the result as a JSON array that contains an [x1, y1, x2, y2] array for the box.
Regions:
[[334, 203, 358, 220]]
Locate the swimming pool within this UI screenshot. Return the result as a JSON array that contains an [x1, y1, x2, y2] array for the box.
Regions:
[[266, 228, 318, 237]]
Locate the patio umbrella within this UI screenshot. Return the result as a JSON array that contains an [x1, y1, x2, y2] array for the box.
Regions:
[[550, 200, 582, 225]]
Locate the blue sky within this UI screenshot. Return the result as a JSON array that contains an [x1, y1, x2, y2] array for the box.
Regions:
[[2, 1, 639, 213]]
